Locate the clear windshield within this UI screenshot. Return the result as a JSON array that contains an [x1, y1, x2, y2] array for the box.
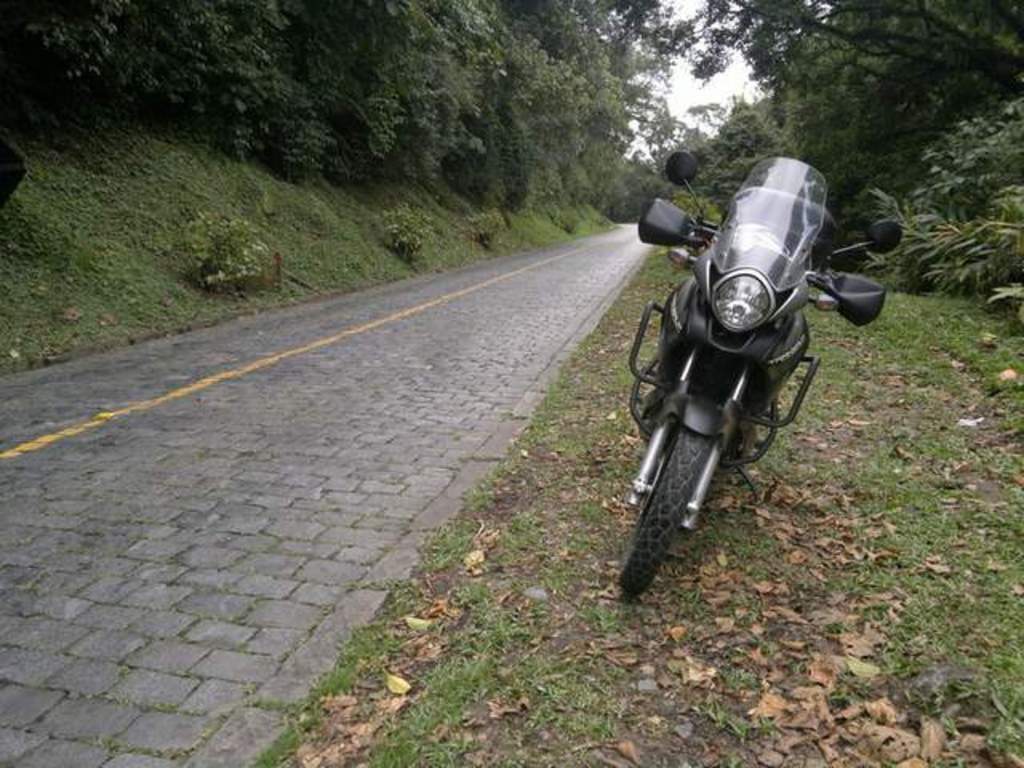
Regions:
[[709, 158, 828, 291]]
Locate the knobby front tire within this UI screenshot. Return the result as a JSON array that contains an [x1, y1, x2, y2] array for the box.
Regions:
[[619, 427, 716, 597]]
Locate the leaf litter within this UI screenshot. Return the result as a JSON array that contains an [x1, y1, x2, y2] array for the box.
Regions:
[[289, 258, 1023, 767]]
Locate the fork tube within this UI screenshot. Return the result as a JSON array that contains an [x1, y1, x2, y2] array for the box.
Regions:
[[627, 348, 699, 506], [681, 365, 750, 529]]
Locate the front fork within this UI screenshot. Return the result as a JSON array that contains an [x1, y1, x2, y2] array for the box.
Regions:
[[627, 350, 750, 530]]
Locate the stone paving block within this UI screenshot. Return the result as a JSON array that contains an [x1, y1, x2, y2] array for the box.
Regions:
[[335, 545, 384, 565], [178, 569, 242, 590], [111, 669, 199, 707], [179, 679, 248, 715], [119, 711, 208, 752], [180, 547, 245, 569], [0, 728, 46, 763], [133, 564, 188, 583], [191, 650, 274, 683], [73, 604, 146, 630], [69, 630, 147, 661], [246, 600, 321, 631], [364, 546, 420, 582], [264, 520, 325, 541], [184, 620, 254, 650], [13, 737, 108, 768], [13, 741, 108, 768], [184, 706, 282, 768], [245, 627, 303, 659], [129, 610, 197, 638], [177, 593, 253, 621], [290, 583, 344, 607], [104, 755, 177, 768], [34, 596, 92, 621], [125, 538, 191, 561], [44, 657, 121, 695], [0, 647, 67, 686], [295, 559, 365, 585], [232, 574, 298, 600], [39, 697, 138, 739], [233, 553, 306, 578], [126, 640, 209, 673], [79, 577, 140, 605], [121, 584, 192, 610], [0, 685, 63, 727], [2, 617, 90, 652]]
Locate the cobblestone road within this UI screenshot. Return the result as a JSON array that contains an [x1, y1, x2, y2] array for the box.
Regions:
[[0, 226, 648, 766]]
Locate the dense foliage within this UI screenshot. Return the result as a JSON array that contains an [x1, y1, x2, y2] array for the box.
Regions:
[[642, 1, 1024, 320], [0, 0, 677, 211]]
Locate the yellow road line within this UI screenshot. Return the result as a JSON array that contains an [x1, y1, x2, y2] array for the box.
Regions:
[[0, 248, 581, 461]]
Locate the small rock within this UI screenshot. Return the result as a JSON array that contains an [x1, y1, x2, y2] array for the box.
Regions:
[[758, 749, 785, 767], [673, 720, 694, 739], [903, 663, 977, 703], [635, 678, 658, 693], [522, 586, 549, 602], [957, 417, 985, 428]]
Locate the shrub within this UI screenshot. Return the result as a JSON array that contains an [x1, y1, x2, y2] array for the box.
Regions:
[[672, 192, 724, 224], [871, 187, 1024, 322], [467, 209, 505, 249], [382, 204, 432, 262], [183, 213, 272, 292], [553, 208, 581, 234]]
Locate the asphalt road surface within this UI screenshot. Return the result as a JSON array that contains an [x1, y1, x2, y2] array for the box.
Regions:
[[0, 225, 649, 767]]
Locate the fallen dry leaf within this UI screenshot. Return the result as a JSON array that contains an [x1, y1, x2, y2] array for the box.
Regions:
[[385, 672, 411, 695], [808, 656, 839, 690], [615, 739, 640, 765], [919, 717, 946, 760], [404, 616, 433, 631], [923, 556, 952, 575], [860, 724, 921, 763], [487, 696, 528, 720], [844, 656, 881, 679], [749, 692, 790, 719], [666, 625, 687, 642], [464, 549, 486, 573], [865, 697, 899, 725], [998, 368, 1019, 382]]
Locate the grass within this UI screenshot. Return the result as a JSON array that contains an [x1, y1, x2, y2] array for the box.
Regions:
[[258, 253, 1022, 767], [0, 128, 608, 372]]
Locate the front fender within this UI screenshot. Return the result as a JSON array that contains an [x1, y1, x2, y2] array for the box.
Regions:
[[661, 390, 742, 438]]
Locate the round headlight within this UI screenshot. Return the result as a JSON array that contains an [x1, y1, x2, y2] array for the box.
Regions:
[[713, 273, 773, 332]]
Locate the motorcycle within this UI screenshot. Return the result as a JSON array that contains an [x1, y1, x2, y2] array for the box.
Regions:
[[620, 151, 902, 596]]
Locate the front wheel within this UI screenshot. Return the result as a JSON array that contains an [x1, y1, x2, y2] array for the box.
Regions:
[[619, 427, 717, 596]]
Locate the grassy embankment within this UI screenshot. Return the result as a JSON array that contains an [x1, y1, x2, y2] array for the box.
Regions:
[[258, 252, 1022, 768], [0, 130, 608, 373]]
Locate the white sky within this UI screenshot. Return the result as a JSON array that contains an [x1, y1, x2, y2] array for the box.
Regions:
[[665, 0, 758, 121]]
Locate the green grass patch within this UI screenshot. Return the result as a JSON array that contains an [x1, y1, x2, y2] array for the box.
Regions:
[[259, 253, 1023, 767], [0, 129, 609, 372]]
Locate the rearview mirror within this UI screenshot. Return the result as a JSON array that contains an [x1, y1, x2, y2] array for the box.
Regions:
[[665, 151, 698, 186], [828, 273, 887, 326], [638, 198, 694, 246], [866, 219, 902, 253]]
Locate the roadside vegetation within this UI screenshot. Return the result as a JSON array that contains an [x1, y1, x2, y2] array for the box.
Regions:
[[612, 3, 1024, 326], [258, 253, 1023, 767], [0, 129, 607, 371]]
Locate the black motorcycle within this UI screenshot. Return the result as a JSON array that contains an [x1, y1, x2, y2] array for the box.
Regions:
[[620, 151, 902, 596]]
